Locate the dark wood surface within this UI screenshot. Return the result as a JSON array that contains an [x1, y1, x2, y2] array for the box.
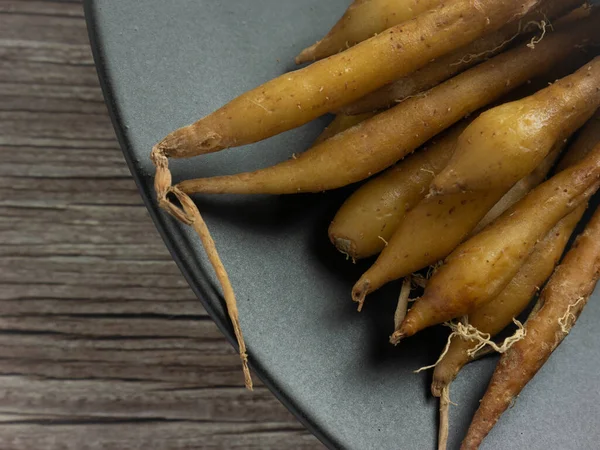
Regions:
[[0, 1, 322, 448]]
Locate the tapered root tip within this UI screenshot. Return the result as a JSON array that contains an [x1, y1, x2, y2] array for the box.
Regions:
[[357, 298, 365, 312], [427, 183, 444, 198], [330, 234, 358, 261], [461, 435, 483, 450], [428, 173, 465, 197], [352, 280, 370, 312], [389, 330, 406, 346], [390, 318, 418, 345], [340, 103, 368, 117], [460, 409, 493, 450], [431, 183, 465, 196], [431, 379, 447, 398], [241, 353, 253, 391], [295, 43, 319, 65], [158, 125, 226, 158]]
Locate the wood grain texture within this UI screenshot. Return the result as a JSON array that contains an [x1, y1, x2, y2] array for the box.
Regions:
[[0, 1, 322, 448]]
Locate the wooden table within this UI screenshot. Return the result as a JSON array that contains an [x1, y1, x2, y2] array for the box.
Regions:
[[0, 1, 321, 448]]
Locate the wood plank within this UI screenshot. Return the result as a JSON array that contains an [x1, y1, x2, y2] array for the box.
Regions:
[[0, 375, 293, 422], [0, 1, 322, 448], [0, 60, 100, 86], [0, 423, 316, 450], [0, 13, 89, 45], [0, 0, 84, 18]]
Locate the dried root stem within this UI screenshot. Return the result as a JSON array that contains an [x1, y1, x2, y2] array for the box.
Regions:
[[151, 145, 253, 390], [438, 385, 456, 450], [394, 277, 412, 330]]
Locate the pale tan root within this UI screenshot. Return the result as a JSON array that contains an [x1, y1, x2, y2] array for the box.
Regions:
[[438, 385, 453, 450], [394, 277, 412, 330], [392, 264, 440, 328], [151, 146, 252, 390]]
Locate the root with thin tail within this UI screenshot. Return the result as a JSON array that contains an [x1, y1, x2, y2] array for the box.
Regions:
[[438, 385, 455, 450], [151, 145, 253, 390]]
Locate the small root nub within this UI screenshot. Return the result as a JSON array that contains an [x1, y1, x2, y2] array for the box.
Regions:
[[389, 330, 406, 346], [352, 281, 369, 312]]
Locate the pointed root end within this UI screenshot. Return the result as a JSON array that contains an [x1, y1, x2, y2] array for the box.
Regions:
[[240, 353, 253, 391], [389, 330, 406, 346], [427, 184, 443, 198], [331, 235, 357, 260], [295, 44, 319, 65], [431, 379, 447, 398], [158, 125, 226, 158], [352, 280, 369, 312]]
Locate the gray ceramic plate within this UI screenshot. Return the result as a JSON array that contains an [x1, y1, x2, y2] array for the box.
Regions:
[[84, 2, 600, 449]]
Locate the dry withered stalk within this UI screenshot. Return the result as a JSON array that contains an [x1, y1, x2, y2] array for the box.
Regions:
[[151, 145, 252, 390]]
